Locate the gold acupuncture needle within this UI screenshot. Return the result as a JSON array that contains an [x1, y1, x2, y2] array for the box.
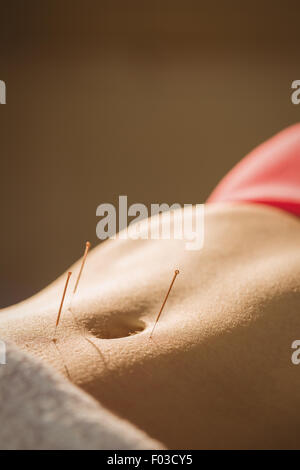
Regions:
[[73, 241, 91, 294], [68, 242, 106, 364], [51, 242, 91, 374], [53, 271, 72, 340], [69, 241, 92, 336], [149, 269, 180, 340]]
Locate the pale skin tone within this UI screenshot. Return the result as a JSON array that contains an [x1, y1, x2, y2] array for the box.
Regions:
[[1, 203, 300, 449]]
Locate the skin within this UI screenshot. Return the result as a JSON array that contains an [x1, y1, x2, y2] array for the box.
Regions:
[[1, 203, 300, 449]]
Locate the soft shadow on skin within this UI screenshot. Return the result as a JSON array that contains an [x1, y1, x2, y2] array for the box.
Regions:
[[67, 304, 109, 370], [84, 335, 109, 369], [81, 290, 300, 450], [51, 339, 72, 381]]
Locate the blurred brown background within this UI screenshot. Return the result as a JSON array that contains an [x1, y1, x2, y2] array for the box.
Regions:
[[0, 0, 299, 307]]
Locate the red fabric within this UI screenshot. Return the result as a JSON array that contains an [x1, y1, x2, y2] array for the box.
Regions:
[[207, 123, 300, 217]]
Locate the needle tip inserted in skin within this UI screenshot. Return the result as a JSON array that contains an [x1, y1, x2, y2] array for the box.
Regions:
[[149, 269, 180, 340], [53, 271, 72, 340]]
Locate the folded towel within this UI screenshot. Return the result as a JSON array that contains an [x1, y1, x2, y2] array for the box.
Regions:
[[0, 342, 163, 450]]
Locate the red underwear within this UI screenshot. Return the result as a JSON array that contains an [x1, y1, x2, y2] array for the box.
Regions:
[[207, 123, 300, 217]]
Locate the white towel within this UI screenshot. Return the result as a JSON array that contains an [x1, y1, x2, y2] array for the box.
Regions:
[[0, 342, 163, 450]]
